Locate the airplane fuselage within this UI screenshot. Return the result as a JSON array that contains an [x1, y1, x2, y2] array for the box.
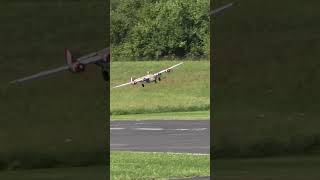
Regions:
[[112, 62, 182, 89], [134, 74, 157, 84]]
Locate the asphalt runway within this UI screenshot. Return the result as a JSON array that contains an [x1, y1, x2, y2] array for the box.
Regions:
[[110, 120, 210, 154]]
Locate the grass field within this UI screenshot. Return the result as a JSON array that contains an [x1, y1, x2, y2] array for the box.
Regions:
[[215, 155, 320, 180], [110, 61, 210, 115], [212, 0, 320, 157], [111, 110, 209, 120], [111, 151, 209, 180], [0, 0, 108, 169]]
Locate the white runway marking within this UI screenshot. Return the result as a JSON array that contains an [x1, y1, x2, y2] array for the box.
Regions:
[[192, 128, 207, 131], [123, 151, 210, 156], [111, 128, 125, 130], [173, 129, 189, 131], [134, 128, 164, 131], [110, 127, 208, 131]]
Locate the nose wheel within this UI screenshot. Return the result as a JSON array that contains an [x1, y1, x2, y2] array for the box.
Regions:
[[158, 77, 161, 81]]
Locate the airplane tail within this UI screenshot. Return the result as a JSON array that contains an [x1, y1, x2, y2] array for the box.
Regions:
[[64, 48, 77, 65]]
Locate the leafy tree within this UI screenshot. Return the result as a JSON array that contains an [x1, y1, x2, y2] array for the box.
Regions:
[[111, 0, 209, 60]]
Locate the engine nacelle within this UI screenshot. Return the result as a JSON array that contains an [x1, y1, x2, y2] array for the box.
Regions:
[[77, 63, 85, 72]]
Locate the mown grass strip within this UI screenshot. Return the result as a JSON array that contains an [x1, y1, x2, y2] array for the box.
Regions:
[[111, 151, 210, 180], [111, 111, 210, 121]]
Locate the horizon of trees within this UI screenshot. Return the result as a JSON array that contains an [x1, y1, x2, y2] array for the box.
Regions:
[[111, 0, 210, 60]]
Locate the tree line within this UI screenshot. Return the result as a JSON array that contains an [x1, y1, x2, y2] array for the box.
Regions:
[[111, 0, 210, 60]]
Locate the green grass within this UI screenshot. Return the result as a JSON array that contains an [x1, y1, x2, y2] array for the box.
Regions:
[[212, 0, 320, 157], [0, 1, 108, 169], [110, 61, 210, 115], [111, 151, 209, 180], [0, 166, 107, 180], [215, 155, 320, 180], [111, 111, 209, 120]]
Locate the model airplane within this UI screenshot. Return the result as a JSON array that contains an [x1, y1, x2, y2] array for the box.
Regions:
[[112, 62, 183, 89], [10, 48, 110, 84], [209, 2, 234, 16]]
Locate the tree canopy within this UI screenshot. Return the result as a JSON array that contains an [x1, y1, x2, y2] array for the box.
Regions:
[[111, 0, 210, 60]]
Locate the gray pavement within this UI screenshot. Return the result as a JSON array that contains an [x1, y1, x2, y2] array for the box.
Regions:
[[110, 120, 210, 154]]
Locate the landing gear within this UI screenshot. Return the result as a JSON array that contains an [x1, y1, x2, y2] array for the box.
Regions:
[[158, 77, 161, 81], [142, 84, 145, 87]]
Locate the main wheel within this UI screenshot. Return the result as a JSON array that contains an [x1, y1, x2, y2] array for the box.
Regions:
[[142, 84, 145, 87], [158, 77, 161, 81]]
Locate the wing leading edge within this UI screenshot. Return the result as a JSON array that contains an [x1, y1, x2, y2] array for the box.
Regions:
[[112, 62, 184, 89], [154, 62, 183, 76], [10, 66, 70, 84], [209, 2, 234, 16], [112, 82, 133, 89], [10, 48, 109, 84]]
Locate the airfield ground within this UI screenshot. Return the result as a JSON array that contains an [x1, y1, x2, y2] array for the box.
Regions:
[[0, 152, 209, 180], [111, 111, 209, 120], [111, 120, 209, 153], [3, 155, 320, 180], [110, 119, 210, 179], [110, 61, 210, 179], [111, 151, 209, 180], [110, 61, 210, 116]]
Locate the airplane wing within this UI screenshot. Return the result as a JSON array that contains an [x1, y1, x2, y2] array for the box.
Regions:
[[112, 75, 147, 89], [153, 62, 184, 76], [112, 82, 133, 89], [112, 62, 183, 89], [78, 48, 109, 65], [10, 48, 109, 84], [209, 2, 234, 16], [10, 66, 70, 84]]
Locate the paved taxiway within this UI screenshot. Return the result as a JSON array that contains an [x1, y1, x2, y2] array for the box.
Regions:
[[110, 120, 210, 154]]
